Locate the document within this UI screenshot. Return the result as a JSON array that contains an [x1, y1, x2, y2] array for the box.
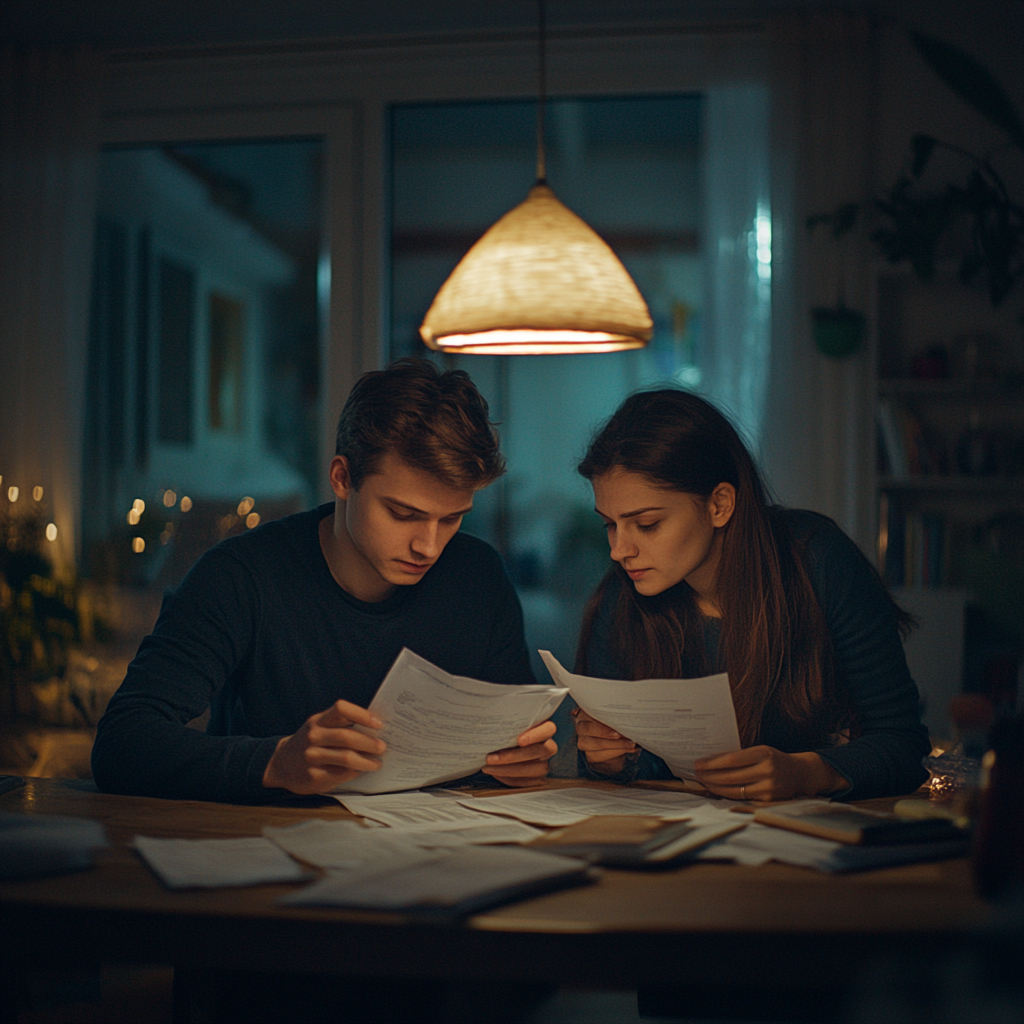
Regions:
[[539, 651, 740, 780], [280, 845, 596, 917], [133, 835, 309, 889], [454, 786, 720, 827], [335, 789, 514, 830], [263, 817, 543, 869], [332, 648, 568, 795]]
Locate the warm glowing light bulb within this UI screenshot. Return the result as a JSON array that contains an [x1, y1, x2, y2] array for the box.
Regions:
[[246, 512, 260, 529], [180, 496, 193, 512], [45, 523, 58, 541], [163, 489, 177, 508], [132, 537, 145, 553], [237, 497, 255, 516], [133, 498, 145, 514], [7, 486, 19, 502], [127, 509, 141, 526], [33, 486, 43, 501]]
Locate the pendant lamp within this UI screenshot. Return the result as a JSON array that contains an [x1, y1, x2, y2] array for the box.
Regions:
[[419, 3, 652, 355]]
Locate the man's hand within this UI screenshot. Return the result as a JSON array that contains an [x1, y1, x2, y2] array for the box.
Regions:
[[574, 708, 638, 776], [481, 720, 558, 787], [693, 746, 849, 802], [262, 700, 386, 795]]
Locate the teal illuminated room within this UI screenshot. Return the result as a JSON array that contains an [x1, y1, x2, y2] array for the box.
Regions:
[[1, 3, 1022, 1023]]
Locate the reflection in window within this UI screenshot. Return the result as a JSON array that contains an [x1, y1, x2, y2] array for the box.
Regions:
[[208, 293, 245, 434], [391, 93, 770, 694], [84, 139, 323, 587]]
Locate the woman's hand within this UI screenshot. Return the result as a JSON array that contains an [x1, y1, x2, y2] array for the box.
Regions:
[[694, 746, 849, 802], [574, 707, 639, 776]]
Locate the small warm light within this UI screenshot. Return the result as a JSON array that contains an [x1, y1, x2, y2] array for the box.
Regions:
[[237, 497, 255, 516], [132, 537, 146, 553], [160, 525, 174, 545], [45, 523, 58, 542], [127, 509, 141, 526], [928, 773, 959, 800], [246, 512, 260, 529], [132, 498, 145, 514], [163, 489, 177, 507], [7, 486, 18, 502], [32, 486, 44, 501], [180, 496, 193, 512]]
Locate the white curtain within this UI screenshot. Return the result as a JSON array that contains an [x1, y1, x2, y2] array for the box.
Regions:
[[762, 12, 877, 551], [0, 48, 102, 576], [701, 84, 772, 453]]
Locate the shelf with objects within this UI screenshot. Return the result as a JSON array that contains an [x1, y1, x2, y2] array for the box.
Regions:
[[870, 263, 1024, 741]]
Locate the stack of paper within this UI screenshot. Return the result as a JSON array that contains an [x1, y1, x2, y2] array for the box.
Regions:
[[280, 845, 597, 917]]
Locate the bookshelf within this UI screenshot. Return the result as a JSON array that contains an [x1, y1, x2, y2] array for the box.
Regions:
[[871, 263, 1024, 730]]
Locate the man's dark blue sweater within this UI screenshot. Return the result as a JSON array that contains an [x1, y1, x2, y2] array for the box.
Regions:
[[92, 504, 535, 803]]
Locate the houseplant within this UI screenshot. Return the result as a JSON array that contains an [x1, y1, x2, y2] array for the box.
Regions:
[[809, 29, 1024, 353]]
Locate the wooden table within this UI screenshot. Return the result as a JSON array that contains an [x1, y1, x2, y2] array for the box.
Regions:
[[0, 777, 992, 1018]]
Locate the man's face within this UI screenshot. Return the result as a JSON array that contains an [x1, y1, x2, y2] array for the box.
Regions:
[[328, 452, 476, 601]]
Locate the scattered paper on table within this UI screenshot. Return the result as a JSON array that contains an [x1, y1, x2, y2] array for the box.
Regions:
[[280, 845, 593, 913], [539, 651, 740, 780], [133, 835, 309, 889], [696, 821, 841, 868], [332, 648, 568, 794], [455, 787, 717, 827], [335, 790, 503, 830], [263, 817, 542, 870]]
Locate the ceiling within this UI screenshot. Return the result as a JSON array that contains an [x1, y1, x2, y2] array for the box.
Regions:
[[3, 0, 1015, 53]]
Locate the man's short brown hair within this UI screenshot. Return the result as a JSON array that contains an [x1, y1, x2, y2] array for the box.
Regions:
[[335, 358, 505, 490]]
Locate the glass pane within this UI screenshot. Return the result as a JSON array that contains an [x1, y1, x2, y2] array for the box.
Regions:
[[84, 139, 323, 587], [390, 96, 705, 679]]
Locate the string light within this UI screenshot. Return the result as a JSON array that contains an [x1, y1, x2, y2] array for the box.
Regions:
[[7, 486, 18, 502], [246, 512, 260, 529], [132, 537, 145, 553], [45, 523, 58, 541], [32, 486, 43, 501], [180, 496, 193, 512], [133, 498, 145, 514], [127, 508, 141, 526], [237, 497, 255, 516], [163, 489, 177, 507]]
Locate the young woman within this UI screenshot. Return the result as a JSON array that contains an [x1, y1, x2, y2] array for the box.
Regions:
[[573, 389, 930, 801]]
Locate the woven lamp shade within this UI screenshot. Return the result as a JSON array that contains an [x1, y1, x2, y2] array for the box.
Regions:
[[420, 184, 653, 355]]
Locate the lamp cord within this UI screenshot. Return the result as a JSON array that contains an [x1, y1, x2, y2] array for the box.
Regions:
[[536, 0, 547, 184]]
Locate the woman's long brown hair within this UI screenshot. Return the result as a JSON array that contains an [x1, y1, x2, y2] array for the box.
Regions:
[[576, 389, 857, 747]]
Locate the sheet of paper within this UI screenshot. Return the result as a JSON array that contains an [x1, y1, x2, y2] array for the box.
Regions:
[[539, 650, 740, 780], [332, 648, 568, 795], [695, 821, 841, 868], [280, 846, 590, 911], [334, 790, 504, 830], [455, 787, 722, 827], [263, 817, 543, 868], [133, 835, 308, 889]]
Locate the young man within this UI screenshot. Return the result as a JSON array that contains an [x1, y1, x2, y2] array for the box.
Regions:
[[92, 359, 556, 802]]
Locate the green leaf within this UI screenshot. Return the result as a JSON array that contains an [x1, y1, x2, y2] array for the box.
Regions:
[[911, 30, 1024, 150]]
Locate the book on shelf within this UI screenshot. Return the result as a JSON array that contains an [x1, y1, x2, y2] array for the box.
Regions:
[[875, 399, 946, 478], [878, 498, 953, 588]]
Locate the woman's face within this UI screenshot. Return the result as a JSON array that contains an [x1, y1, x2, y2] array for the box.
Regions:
[[591, 468, 735, 602]]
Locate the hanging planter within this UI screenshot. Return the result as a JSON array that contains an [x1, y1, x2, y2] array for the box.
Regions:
[[811, 306, 866, 358]]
